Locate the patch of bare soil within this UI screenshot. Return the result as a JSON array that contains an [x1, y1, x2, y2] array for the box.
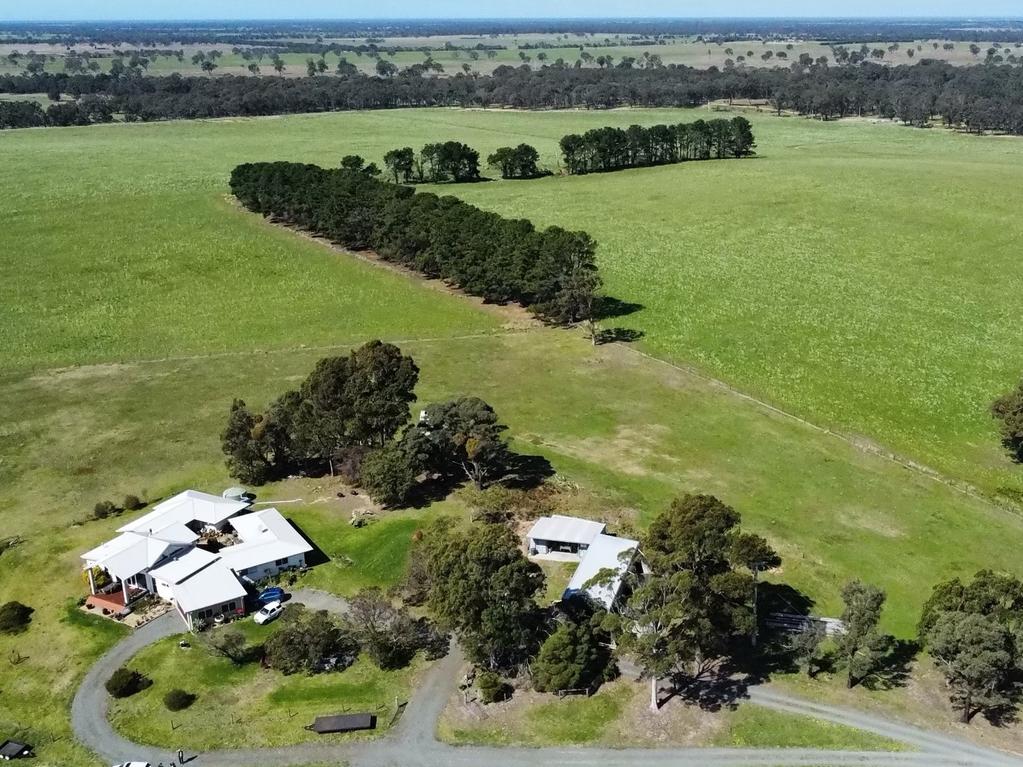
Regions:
[[611, 679, 728, 747]]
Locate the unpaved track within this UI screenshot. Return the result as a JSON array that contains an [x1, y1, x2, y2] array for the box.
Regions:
[[71, 589, 1023, 767]]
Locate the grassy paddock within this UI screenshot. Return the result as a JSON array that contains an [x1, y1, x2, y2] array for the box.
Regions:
[[3, 108, 1022, 500], [109, 629, 421, 749], [4, 108, 1023, 763]]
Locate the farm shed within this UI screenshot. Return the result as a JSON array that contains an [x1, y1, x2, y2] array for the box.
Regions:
[[526, 515, 606, 559], [564, 533, 647, 610]]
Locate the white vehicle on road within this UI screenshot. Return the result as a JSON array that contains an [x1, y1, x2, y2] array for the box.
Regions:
[[111, 762, 150, 767], [253, 600, 284, 625]]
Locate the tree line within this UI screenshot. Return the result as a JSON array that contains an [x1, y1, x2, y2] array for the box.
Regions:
[[6, 61, 1023, 135], [230, 161, 601, 325], [560, 117, 755, 174], [6, 62, 1023, 135]]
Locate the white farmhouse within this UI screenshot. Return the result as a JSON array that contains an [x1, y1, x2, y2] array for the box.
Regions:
[[81, 490, 313, 629]]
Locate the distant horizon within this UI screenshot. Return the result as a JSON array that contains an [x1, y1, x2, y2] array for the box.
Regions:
[[5, 14, 1023, 22], [6, 3, 1023, 23]]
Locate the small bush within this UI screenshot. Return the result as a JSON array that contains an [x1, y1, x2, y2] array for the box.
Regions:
[[105, 667, 152, 698], [93, 500, 117, 519], [0, 601, 33, 634], [123, 494, 144, 511], [476, 670, 511, 704], [163, 688, 196, 711]]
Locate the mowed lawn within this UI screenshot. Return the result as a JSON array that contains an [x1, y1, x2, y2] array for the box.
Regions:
[[4, 109, 1023, 764], [110, 622, 422, 749]]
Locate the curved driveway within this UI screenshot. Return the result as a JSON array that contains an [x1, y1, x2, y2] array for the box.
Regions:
[[72, 589, 1023, 767]]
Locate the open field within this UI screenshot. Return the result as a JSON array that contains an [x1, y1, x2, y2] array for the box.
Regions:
[[0, 37, 1013, 78], [4, 107, 1023, 499], [4, 107, 1023, 764]]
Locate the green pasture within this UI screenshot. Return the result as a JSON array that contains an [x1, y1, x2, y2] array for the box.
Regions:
[[4, 107, 1023, 763], [4, 107, 1022, 499]]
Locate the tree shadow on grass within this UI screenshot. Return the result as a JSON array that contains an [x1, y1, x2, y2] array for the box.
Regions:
[[595, 296, 644, 321], [596, 327, 644, 344], [502, 452, 556, 490], [861, 639, 918, 691]]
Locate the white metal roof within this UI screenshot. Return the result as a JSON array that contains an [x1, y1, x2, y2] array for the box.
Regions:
[[80, 532, 182, 581], [526, 515, 605, 546], [218, 508, 313, 572], [168, 559, 247, 614], [117, 490, 249, 535], [149, 547, 220, 585], [565, 534, 639, 609]]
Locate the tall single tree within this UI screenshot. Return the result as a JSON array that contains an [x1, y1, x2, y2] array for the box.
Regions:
[[927, 611, 1013, 723], [837, 580, 890, 688], [608, 493, 778, 710]]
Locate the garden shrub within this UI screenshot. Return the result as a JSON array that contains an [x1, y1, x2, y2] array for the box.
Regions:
[[163, 688, 196, 711], [105, 667, 152, 698], [0, 601, 33, 634]]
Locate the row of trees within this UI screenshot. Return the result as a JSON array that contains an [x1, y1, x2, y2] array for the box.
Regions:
[[229, 162, 602, 324], [0, 97, 113, 129], [560, 116, 756, 174], [8, 61, 1023, 134]]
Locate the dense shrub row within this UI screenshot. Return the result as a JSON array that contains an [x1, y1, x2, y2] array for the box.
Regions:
[[229, 162, 601, 323], [6, 61, 1023, 135], [559, 117, 756, 174]]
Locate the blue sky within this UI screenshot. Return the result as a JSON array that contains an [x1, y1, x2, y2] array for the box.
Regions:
[[4, 2, 1022, 21]]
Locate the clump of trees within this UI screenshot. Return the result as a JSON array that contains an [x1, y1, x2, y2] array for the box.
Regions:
[[531, 601, 617, 694], [230, 162, 602, 325], [345, 588, 448, 669], [105, 667, 152, 698], [221, 340, 419, 485], [222, 342, 530, 507], [560, 117, 756, 175], [382, 141, 480, 183], [603, 493, 779, 710], [486, 143, 545, 179], [413, 520, 546, 672], [919, 570, 1023, 723]]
